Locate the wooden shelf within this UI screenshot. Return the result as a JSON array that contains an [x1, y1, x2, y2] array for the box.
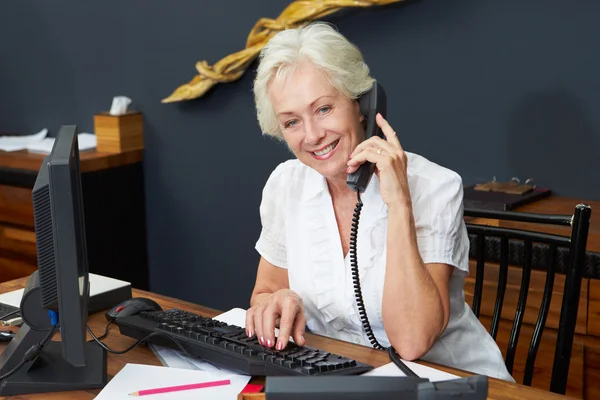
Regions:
[[0, 147, 149, 289], [0, 148, 143, 173]]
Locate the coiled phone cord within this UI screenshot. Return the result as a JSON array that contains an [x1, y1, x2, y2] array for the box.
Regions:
[[349, 189, 418, 378]]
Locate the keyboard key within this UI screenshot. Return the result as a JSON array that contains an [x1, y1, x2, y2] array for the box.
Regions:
[[301, 366, 316, 375]]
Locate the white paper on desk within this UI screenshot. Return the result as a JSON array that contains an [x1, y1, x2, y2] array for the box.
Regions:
[[94, 363, 250, 400], [26, 133, 97, 154], [0, 289, 24, 308], [362, 360, 459, 381], [149, 343, 241, 379], [0, 128, 47, 151]]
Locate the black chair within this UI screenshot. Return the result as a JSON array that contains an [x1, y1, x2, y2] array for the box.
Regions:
[[464, 203, 591, 395]]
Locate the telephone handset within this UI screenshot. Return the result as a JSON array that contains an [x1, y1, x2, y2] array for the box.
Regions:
[[346, 82, 418, 378], [346, 81, 387, 193]]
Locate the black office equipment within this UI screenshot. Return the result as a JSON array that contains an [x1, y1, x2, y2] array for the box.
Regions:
[[105, 297, 162, 321], [0, 331, 15, 343], [0, 126, 107, 396], [346, 81, 387, 193], [0, 304, 19, 320], [264, 375, 488, 400], [463, 185, 552, 211], [114, 308, 374, 376]]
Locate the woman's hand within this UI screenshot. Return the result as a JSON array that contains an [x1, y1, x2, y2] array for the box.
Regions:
[[347, 113, 411, 209], [245, 289, 306, 350]]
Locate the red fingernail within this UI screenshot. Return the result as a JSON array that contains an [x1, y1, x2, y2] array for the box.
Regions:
[[260, 336, 264, 345], [276, 342, 283, 350]]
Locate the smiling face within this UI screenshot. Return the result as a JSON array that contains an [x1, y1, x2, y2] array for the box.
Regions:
[[267, 62, 365, 181]]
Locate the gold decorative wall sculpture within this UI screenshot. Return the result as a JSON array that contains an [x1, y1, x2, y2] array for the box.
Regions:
[[161, 0, 404, 103]]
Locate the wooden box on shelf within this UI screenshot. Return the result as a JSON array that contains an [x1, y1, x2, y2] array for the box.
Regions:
[[93, 111, 143, 153]]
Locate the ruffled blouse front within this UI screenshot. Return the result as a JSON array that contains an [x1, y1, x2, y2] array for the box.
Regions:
[[282, 164, 388, 346], [255, 155, 514, 382]]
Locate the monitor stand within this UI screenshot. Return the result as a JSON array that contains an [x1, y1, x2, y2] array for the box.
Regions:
[[0, 272, 107, 396]]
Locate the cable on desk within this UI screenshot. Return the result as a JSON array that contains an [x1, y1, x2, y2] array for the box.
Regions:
[[86, 325, 193, 357], [90, 320, 113, 341], [0, 325, 58, 381]]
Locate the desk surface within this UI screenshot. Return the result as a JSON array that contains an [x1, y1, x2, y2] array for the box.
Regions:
[[0, 278, 575, 400], [0, 148, 143, 173], [470, 195, 600, 253]]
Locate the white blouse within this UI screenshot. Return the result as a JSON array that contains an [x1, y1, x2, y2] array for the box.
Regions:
[[255, 152, 514, 382]]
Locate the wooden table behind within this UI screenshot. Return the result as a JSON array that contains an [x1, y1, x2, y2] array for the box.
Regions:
[[0, 278, 575, 400], [0, 148, 149, 290], [464, 195, 600, 399]]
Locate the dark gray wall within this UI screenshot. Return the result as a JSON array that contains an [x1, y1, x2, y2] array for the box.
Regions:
[[1, 1, 599, 311]]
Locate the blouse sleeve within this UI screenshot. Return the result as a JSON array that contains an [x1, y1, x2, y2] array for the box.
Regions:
[[412, 171, 469, 274], [254, 164, 288, 269]]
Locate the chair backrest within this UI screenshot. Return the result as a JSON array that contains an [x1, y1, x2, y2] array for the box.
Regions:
[[464, 203, 591, 395]]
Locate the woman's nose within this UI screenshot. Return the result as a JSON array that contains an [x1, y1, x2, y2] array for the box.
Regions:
[[304, 120, 325, 145]]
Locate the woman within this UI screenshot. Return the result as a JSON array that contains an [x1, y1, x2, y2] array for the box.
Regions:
[[245, 22, 513, 382]]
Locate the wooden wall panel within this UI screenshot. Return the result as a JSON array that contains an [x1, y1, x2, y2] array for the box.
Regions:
[[0, 225, 38, 282], [0, 184, 33, 228], [0, 257, 36, 283]]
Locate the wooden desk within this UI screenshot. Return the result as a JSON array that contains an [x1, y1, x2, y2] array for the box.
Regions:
[[0, 278, 575, 400], [0, 149, 149, 290]]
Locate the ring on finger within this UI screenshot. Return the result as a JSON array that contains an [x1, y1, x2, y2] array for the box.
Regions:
[[376, 148, 383, 155]]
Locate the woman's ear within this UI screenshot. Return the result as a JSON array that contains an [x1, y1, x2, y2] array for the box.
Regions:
[[353, 99, 364, 122]]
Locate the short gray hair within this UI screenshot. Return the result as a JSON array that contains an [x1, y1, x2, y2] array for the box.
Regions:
[[253, 22, 375, 139]]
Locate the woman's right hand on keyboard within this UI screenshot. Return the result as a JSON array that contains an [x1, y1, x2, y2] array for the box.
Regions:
[[246, 289, 306, 350]]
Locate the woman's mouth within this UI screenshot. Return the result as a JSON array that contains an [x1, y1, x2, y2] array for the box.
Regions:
[[311, 139, 340, 159]]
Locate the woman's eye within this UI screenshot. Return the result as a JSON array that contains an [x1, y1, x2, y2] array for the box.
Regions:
[[284, 119, 298, 128], [319, 106, 331, 114]]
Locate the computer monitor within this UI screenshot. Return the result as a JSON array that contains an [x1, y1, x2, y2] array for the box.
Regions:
[[0, 126, 106, 395]]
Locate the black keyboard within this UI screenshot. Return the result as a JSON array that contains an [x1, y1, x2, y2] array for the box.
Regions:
[[0, 303, 19, 319], [114, 309, 374, 376]]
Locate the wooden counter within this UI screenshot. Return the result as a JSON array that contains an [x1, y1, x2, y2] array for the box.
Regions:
[[0, 148, 149, 290], [0, 148, 143, 173]]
